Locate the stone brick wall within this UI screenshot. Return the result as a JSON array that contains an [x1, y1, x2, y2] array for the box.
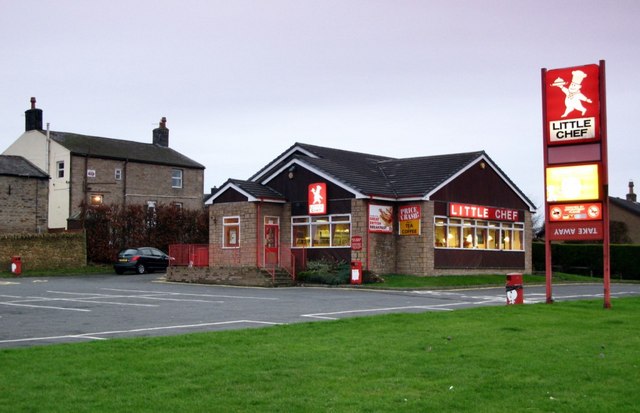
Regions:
[[0, 232, 86, 273], [610, 203, 640, 243], [0, 175, 48, 233], [167, 265, 271, 287], [69, 155, 204, 216], [209, 202, 258, 267]]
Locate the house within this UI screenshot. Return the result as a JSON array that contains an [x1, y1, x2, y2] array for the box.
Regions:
[[0, 155, 49, 233], [2, 98, 205, 230], [200, 142, 536, 279], [609, 181, 640, 243]]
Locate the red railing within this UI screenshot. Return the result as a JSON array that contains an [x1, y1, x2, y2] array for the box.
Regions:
[[169, 244, 209, 267]]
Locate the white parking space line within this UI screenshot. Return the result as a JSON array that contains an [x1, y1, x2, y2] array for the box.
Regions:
[[0, 320, 281, 345], [47, 290, 224, 304], [0, 301, 91, 312], [301, 303, 464, 320], [101, 288, 280, 301]]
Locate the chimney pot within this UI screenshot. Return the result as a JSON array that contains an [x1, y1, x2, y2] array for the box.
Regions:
[[627, 180, 637, 202], [25, 97, 43, 131], [152, 117, 169, 147]]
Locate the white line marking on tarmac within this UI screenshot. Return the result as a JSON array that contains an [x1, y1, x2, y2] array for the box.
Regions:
[[102, 288, 279, 300], [301, 303, 463, 320], [0, 301, 91, 312], [0, 320, 281, 345]]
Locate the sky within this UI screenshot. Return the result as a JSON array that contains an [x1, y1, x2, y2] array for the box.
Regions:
[[1, 0, 639, 213]]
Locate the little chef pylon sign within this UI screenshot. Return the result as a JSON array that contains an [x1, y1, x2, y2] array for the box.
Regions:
[[545, 64, 600, 144]]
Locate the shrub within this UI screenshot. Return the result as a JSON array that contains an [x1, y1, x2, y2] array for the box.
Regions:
[[298, 259, 350, 285]]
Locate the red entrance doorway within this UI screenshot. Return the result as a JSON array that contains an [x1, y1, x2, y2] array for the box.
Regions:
[[264, 218, 279, 268]]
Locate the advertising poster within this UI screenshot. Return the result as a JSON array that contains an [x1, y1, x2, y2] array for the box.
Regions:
[[369, 205, 393, 233], [398, 205, 421, 236]]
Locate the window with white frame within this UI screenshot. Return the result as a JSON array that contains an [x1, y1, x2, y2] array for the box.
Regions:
[[172, 169, 183, 188], [223, 216, 240, 248], [56, 161, 64, 178], [434, 217, 524, 251], [115, 168, 122, 180], [291, 214, 351, 248]]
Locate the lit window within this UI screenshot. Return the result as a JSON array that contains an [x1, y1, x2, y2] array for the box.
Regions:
[[433, 217, 524, 251], [90, 194, 103, 206], [172, 169, 183, 188], [291, 214, 351, 248], [56, 161, 64, 178], [223, 216, 240, 248]]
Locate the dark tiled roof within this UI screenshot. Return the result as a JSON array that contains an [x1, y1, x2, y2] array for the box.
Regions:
[[378, 151, 485, 198], [610, 197, 640, 216], [48, 131, 204, 169], [0, 155, 48, 178], [226, 179, 285, 200]]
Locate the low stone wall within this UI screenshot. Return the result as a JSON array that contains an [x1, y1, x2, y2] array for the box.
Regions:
[[167, 265, 272, 287], [0, 231, 86, 273]]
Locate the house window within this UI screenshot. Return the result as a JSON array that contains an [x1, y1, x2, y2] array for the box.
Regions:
[[173, 202, 183, 210], [172, 169, 183, 188], [223, 216, 240, 248], [291, 214, 351, 248], [115, 168, 122, 180], [434, 216, 524, 251], [90, 194, 103, 206], [56, 161, 64, 178]]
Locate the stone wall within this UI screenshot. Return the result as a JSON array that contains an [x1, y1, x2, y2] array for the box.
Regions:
[[0, 175, 48, 233], [0, 231, 86, 273], [167, 265, 271, 287]]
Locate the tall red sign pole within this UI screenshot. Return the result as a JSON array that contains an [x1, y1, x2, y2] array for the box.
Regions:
[[600, 60, 611, 308], [541, 60, 610, 308]]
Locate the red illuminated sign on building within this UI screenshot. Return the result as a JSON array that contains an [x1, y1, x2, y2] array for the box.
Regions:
[[548, 203, 602, 222], [448, 203, 519, 222], [308, 183, 327, 215], [547, 221, 604, 241], [545, 64, 600, 145]]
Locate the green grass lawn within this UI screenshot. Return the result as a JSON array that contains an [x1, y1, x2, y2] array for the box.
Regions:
[[1, 297, 639, 412]]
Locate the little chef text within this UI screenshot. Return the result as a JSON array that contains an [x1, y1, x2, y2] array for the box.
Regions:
[[449, 203, 519, 222]]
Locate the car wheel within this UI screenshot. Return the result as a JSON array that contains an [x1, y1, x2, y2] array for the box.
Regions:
[[115, 268, 124, 275], [136, 264, 146, 274]]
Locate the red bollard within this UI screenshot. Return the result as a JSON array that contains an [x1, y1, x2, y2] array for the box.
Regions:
[[506, 273, 524, 304]]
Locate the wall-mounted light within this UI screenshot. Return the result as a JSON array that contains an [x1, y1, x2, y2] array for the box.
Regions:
[[480, 161, 486, 169], [288, 165, 296, 179]]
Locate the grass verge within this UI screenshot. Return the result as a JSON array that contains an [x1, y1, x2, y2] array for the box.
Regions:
[[366, 272, 604, 289], [1, 297, 639, 412]]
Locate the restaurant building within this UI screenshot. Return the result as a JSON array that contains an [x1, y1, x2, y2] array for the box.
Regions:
[[203, 142, 536, 279]]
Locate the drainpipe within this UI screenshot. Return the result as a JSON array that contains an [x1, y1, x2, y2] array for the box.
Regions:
[[256, 200, 262, 267]]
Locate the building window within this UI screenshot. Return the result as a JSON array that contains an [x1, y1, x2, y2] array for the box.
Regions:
[[223, 216, 240, 248], [434, 216, 524, 251], [90, 194, 103, 206], [172, 169, 183, 188], [56, 161, 64, 178], [292, 214, 351, 248], [173, 202, 183, 210], [115, 168, 122, 180]]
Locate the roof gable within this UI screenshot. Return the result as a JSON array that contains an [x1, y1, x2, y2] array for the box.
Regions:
[[206, 179, 285, 204]]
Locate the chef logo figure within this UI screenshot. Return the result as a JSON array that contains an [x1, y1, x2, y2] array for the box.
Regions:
[[551, 70, 592, 118], [310, 184, 324, 205]]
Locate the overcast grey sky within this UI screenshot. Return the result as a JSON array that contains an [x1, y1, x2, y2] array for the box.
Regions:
[[1, 0, 638, 210]]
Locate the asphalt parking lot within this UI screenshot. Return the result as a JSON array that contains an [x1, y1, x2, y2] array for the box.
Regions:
[[1, 273, 639, 348]]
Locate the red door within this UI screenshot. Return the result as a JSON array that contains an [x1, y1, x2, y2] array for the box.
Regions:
[[264, 224, 279, 267]]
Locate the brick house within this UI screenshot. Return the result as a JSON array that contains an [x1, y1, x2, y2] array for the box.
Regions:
[[2, 98, 205, 230], [0, 155, 49, 233], [203, 142, 536, 278], [609, 181, 640, 243]]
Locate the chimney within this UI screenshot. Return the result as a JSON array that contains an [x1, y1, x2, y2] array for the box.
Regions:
[[25, 97, 43, 131], [152, 117, 169, 147], [627, 180, 637, 202]]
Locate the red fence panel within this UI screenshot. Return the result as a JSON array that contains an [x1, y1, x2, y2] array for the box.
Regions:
[[169, 244, 209, 267]]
